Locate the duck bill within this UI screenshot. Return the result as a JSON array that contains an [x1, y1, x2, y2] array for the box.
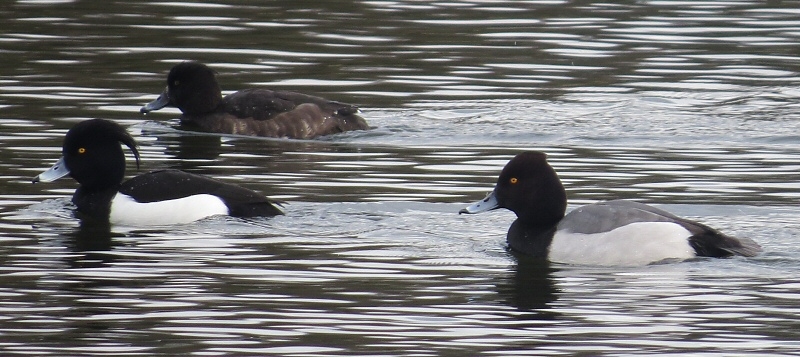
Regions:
[[33, 157, 70, 183], [459, 190, 500, 214], [140, 86, 171, 114]]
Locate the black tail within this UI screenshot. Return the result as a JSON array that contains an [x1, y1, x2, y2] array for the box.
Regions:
[[689, 231, 762, 258]]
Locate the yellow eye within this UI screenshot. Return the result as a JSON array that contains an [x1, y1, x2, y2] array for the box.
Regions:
[[78, 148, 86, 154], [173, 80, 180, 86], [510, 177, 518, 184]]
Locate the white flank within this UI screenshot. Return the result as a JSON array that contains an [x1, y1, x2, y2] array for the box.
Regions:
[[548, 222, 695, 266], [109, 193, 229, 226]]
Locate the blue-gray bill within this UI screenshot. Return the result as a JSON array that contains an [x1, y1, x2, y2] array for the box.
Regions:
[[459, 191, 499, 214], [32, 157, 70, 183], [140, 86, 170, 114]]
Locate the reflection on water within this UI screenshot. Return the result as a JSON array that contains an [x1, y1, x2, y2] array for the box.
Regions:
[[0, 0, 799, 355], [67, 220, 115, 268], [3, 201, 798, 355], [497, 253, 559, 314]]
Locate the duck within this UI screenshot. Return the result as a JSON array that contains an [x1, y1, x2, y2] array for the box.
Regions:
[[459, 151, 762, 266], [33, 119, 283, 225], [139, 61, 370, 139]]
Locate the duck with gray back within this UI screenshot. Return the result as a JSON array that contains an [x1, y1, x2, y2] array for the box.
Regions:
[[141, 61, 370, 139], [460, 151, 762, 266]]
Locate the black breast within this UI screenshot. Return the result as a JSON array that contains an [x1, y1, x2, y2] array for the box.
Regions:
[[71, 186, 119, 220], [506, 220, 558, 258]]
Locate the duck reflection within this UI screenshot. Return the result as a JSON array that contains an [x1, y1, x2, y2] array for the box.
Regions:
[[149, 128, 334, 171], [496, 252, 560, 315], [66, 218, 117, 269], [164, 130, 225, 161]]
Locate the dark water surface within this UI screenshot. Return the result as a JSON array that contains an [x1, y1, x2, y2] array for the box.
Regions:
[[1, 0, 800, 355]]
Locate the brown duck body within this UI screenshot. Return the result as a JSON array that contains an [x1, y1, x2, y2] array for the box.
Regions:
[[141, 62, 369, 139], [186, 89, 368, 139]]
